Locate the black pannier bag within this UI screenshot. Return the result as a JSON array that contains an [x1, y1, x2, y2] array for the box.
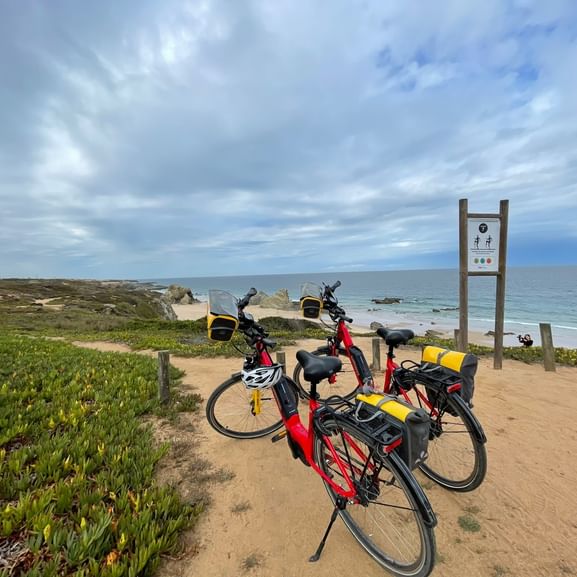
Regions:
[[355, 394, 430, 470], [420, 346, 478, 406]]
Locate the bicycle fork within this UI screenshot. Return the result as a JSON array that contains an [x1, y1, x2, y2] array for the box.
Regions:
[[309, 496, 347, 562]]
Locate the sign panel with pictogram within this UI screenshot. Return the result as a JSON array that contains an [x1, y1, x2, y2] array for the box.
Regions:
[[468, 217, 500, 272]]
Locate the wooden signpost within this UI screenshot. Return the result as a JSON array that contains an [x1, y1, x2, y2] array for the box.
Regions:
[[458, 199, 509, 369]]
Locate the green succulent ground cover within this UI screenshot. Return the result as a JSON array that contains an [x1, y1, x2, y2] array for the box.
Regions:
[[0, 335, 201, 577]]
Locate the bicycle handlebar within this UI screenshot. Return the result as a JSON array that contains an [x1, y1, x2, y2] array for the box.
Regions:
[[238, 287, 257, 310], [320, 281, 353, 323]]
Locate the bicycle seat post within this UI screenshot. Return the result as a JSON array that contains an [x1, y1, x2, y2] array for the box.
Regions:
[[310, 379, 320, 401]]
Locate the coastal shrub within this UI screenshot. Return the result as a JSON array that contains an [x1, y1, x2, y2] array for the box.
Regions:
[[25, 316, 329, 358], [0, 335, 200, 576]]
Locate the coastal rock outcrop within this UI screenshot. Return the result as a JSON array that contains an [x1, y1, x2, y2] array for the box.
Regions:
[[162, 284, 199, 305], [253, 289, 299, 311], [371, 297, 402, 304], [370, 321, 384, 331]]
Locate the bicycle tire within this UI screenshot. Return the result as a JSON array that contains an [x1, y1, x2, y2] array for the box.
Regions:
[[293, 347, 359, 402], [395, 383, 487, 491], [314, 416, 436, 577], [205, 374, 284, 439]]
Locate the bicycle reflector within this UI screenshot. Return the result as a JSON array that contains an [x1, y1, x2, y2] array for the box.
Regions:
[[207, 290, 239, 341], [300, 282, 322, 319], [241, 364, 284, 389]]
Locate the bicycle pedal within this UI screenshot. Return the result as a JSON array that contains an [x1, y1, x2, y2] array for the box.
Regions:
[[271, 430, 287, 443]]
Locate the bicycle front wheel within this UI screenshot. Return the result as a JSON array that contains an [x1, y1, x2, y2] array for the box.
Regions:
[[314, 417, 436, 577], [293, 347, 359, 402], [205, 375, 284, 439]]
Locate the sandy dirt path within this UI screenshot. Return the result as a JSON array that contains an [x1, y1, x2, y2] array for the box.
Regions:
[[76, 338, 577, 577]]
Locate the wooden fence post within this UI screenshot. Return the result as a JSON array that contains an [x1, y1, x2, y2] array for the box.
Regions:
[[371, 338, 381, 371], [276, 351, 286, 374], [539, 323, 556, 372], [158, 350, 170, 404]]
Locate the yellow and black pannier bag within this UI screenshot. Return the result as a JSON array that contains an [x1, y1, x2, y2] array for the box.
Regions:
[[207, 290, 239, 342], [355, 393, 430, 470], [300, 282, 323, 319], [420, 346, 478, 405]]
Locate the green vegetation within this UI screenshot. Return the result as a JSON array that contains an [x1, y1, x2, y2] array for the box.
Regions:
[[458, 514, 481, 533], [0, 335, 201, 576], [241, 552, 264, 571], [49, 316, 329, 358], [0, 279, 173, 335]]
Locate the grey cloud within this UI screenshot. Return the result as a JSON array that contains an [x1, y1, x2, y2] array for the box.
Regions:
[[1, 0, 577, 278]]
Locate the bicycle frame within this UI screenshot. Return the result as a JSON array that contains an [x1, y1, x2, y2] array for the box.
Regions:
[[254, 339, 377, 500]]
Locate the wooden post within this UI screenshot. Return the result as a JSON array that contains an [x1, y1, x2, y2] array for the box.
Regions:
[[371, 338, 381, 371], [454, 329, 460, 349], [276, 351, 286, 374], [493, 200, 509, 369], [158, 350, 170, 404], [458, 199, 469, 352], [539, 323, 556, 372]]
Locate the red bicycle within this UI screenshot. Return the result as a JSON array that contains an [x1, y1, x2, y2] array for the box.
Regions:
[[293, 281, 487, 492], [206, 288, 437, 577]]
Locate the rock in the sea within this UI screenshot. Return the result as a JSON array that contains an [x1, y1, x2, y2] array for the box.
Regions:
[[370, 321, 384, 331], [163, 284, 199, 305], [371, 297, 402, 304]]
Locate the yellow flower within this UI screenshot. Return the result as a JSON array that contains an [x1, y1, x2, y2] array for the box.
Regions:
[[80, 517, 87, 529], [43, 524, 51, 542]]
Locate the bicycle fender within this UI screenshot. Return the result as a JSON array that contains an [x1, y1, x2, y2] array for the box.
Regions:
[[389, 452, 438, 529], [449, 393, 487, 444]]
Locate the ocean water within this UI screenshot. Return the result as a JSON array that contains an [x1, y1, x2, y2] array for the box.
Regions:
[[150, 266, 577, 348]]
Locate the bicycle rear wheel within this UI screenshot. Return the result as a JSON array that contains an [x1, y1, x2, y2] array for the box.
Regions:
[[396, 384, 487, 491], [293, 347, 359, 402], [205, 375, 284, 439], [314, 417, 435, 577]]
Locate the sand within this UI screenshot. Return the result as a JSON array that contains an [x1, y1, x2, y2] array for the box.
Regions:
[[72, 308, 577, 577]]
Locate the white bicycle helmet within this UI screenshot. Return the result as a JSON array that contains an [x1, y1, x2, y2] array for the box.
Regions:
[[241, 364, 284, 390]]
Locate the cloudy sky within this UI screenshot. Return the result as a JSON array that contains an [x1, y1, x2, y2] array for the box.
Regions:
[[1, 1, 577, 279]]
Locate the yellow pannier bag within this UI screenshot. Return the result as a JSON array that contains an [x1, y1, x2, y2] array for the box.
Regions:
[[420, 346, 478, 404], [207, 289, 239, 342], [300, 282, 323, 319], [355, 393, 430, 470]]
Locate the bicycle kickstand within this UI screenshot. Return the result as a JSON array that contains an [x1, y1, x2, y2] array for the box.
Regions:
[[309, 497, 346, 563]]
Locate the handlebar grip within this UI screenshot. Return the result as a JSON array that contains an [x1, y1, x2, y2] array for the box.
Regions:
[[238, 287, 258, 309], [330, 280, 341, 292]]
